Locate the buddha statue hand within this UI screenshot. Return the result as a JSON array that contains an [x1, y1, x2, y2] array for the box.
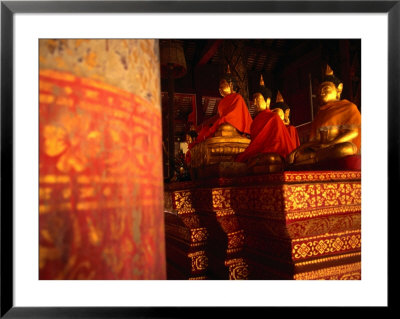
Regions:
[[247, 153, 285, 174], [214, 123, 241, 137], [287, 141, 319, 165], [247, 153, 283, 168], [287, 140, 358, 166], [315, 141, 358, 163], [316, 127, 346, 149]]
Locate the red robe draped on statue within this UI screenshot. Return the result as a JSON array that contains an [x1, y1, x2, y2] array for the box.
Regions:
[[286, 125, 300, 148], [195, 93, 253, 143], [309, 99, 361, 153], [236, 109, 297, 162]]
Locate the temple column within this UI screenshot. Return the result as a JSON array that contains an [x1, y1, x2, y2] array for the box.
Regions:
[[39, 39, 166, 279]]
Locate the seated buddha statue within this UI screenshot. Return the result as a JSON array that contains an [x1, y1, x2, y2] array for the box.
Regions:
[[194, 68, 253, 144], [271, 91, 300, 148], [236, 77, 297, 173], [188, 67, 252, 179], [287, 65, 361, 166]]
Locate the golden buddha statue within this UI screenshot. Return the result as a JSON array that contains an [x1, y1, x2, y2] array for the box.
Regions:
[[219, 76, 234, 97], [287, 65, 361, 166], [189, 66, 252, 179], [271, 91, 288, 123], [252, 75, 271, 114], [271, 91, 300, 148], [195, 66, 253, 143], [236, 77, 297, 173], [271, 107, 285, 122]]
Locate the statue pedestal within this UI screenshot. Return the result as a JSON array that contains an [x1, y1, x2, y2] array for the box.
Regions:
[[164, 170, 361, 280], [189, 124, 251, 180], [164, 188, 209, 280]]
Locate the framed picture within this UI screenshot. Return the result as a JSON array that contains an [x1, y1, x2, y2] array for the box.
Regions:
[[1, 1, 395, 317]]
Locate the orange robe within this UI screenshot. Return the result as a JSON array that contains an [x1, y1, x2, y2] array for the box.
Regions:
[[310, 99, 361, 153], [236, 109, 297, 162], [287, 125, 300, 148], [195, 93, 253, 143]]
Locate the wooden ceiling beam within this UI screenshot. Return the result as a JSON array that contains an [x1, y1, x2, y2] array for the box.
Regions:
[[195, 40, 223, 70]]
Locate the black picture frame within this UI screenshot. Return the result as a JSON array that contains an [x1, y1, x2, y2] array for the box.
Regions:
[[1, 1, 395, 317]]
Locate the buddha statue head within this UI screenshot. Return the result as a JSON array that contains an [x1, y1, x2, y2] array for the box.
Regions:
[[219, 77, 235, 97], [319, 65, 343, 105], [271, 91, 291, 125], [252, 75, 272, 114], [219, 65, 238, 97]]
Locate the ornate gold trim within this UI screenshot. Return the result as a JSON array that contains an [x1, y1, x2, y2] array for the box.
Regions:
[[191, 227, 208, 243], [172, 191, 196, 214], [189, 276, 207, 280], [225, 258, 249, 280], [295, 252, 361, 267], [292, 230, 361, 259], [286, 206, 361, 221], [188, 251, 208, 272], [292, 229, 360, 242], [294, 262, 361, 280]]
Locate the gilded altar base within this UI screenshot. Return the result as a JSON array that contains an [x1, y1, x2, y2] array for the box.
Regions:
[[189, 125, 251, 180], [164, 170, 361, 280], [164, 190, 209, 280]]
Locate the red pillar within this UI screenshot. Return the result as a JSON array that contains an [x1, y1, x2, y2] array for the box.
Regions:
[[39, 39, 166, 279]]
